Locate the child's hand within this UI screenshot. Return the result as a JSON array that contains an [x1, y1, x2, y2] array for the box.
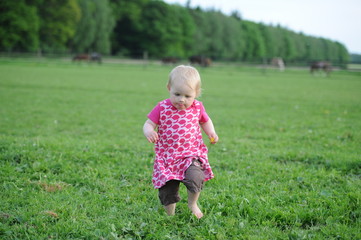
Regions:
[[209, 134, 219, 144], [143, 119, 158, 143], [145, 130, 159, 143]]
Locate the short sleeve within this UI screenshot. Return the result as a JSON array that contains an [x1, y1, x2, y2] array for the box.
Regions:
[[147, 104, 161, 125], [199, 102, 209, 123]]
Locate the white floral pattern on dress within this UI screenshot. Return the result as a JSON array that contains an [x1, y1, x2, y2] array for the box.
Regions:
[[151, 99, 214, 188]]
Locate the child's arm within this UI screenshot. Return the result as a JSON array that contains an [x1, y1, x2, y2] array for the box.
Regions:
[[200, 118, 219, 144], [143, 119, 159, 143]]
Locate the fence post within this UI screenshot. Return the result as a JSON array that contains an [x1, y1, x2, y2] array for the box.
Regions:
[[143, 51, 148, 69]]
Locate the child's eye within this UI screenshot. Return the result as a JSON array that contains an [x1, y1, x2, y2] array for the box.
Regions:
[[175, 93, 180, 96]]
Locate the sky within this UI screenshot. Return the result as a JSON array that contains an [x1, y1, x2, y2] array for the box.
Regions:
[[163, 0, 361, 54]]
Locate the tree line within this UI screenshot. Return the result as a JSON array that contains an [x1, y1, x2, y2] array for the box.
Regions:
[[0, 0, 349, 65], [350, 54, 361, 64]]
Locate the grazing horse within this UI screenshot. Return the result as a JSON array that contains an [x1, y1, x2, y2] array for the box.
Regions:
[[72, 53, 102, 64], [90, 53, 102, 64], [310, 61, 332, 76], [271, 57, 285, 71], [161, 57, 179, 64], [72, 54, 90, 62], [189, 55, 212, 67]]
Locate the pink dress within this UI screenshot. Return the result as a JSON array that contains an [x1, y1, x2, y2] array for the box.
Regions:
[[147, 99, 214, 189]]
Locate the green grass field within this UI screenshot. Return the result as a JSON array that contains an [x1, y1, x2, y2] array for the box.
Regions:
[[0, 59, 360, 239]]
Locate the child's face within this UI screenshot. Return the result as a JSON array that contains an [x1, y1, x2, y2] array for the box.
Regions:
[[168, 80, 197, 110]]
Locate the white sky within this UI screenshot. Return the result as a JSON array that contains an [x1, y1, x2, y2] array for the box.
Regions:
[[163, 0, 361, 54]]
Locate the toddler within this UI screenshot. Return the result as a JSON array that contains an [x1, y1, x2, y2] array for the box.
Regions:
[[143, 65, 218, 219]]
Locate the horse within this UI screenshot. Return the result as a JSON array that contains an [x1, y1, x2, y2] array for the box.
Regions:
[[189, 55, 212, 67], [72, 54, 90, 62], [310, 61, 332, 76], [90, 53, 102, 64], [72, 53, 102, 64], [161, 57, 179, 64], [271, 57, 285, 71]]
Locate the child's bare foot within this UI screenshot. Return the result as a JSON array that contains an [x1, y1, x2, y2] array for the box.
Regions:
[[164, 203, 176, 216], [187, 191, 203, 218], [188, 204, 203, 219]]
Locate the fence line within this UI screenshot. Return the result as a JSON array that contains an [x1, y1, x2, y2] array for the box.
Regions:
[[0, 51, 357, 70]]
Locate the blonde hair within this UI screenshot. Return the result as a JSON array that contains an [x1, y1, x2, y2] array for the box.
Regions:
[[167, 65, 202, 97]]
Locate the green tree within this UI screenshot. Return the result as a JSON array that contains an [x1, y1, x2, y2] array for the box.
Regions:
[[335, 42, 349, 68], [72, 0, 114, 54], [206, 11, 243, 60], [203, 11, 224, 59], [188, 9, 212, 56], [138, 1, 171, 57], [91, 0, 115, 54], [350, 53, 361, 63], [71, 0, 96, 53], [220, 14, 243, 60], [0, 0, 39, 51], [37, 0, 80, 52], [139, 1, 195, 58], [241, 21, 265, 61], [189, 9, 243, 60], [283, 31, 296, 61], [167, 4, 195, 58], [324, 39, 338, 62], [308, 37, 325, 61], [292, 32, 308, 61], [259, 24, 276, 60], [110, 0, 149, 56]]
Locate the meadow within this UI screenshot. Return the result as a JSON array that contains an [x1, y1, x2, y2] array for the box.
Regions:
[[0, 59, 360, 239]]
